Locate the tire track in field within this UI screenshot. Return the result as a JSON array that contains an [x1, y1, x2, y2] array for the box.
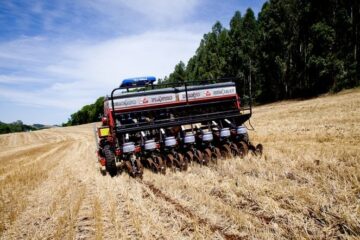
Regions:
[[144, 162, 267, 237], [170, 156, 305, 237], [135, 176, 206, 239], [203, 156, 352, 238], [113, 190, 144, 239], [75, 183, 97, 240], [140, 180, 244, 240], [102, 176, 190, 239]]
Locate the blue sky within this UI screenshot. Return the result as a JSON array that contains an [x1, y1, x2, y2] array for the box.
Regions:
[[0, 0, 266, 125]]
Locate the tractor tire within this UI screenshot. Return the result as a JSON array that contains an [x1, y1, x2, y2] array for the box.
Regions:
[[104, 145, 117, 177]]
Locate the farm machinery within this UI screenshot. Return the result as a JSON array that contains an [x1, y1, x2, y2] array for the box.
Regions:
[[95, 76, 262, 177]]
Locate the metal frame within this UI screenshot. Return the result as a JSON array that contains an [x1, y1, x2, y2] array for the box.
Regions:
[[109, 77, 252, 134]]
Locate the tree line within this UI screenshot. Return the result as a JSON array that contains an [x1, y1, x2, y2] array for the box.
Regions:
[[161, 0, 359, 102], [63, 97, 104, 126], [0, 121, 37, 134], [65, 0, 359, 126]]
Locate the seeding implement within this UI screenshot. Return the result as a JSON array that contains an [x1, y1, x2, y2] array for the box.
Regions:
[[96, 77, 262, 177]]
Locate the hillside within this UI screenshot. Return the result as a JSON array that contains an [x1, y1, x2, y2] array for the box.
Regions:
[[0, 89, 359, 239], [0, 121, 57, 135]]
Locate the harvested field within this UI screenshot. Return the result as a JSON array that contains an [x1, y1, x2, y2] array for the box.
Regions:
[[0, 89, 359, 239]]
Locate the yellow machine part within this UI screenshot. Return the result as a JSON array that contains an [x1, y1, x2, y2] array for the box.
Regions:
[[98, 127, 110, 137]]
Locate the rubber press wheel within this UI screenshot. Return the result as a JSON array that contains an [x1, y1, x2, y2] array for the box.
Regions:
[[104, 145, 117, 177]]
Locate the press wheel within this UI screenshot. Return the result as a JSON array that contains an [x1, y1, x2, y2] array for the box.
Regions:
[[237, 141, 249, 158], [221, 144, 232, 159], [177, 153, 188, 171], [203, 148, 212, 164], [135, 158, 143, 178], [155, 156, 166, 174], [194, 150, 205, 165], [213, 147, 221, 163], [230, 142, 239, 156]]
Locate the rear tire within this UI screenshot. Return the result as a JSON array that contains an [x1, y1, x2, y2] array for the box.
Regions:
[[104, 145, 117, 177]]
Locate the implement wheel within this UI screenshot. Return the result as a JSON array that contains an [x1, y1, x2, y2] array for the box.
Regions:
[[230, 143, 239, 156], [184, 150, 194, 163], [203, 148, 212, 164], [220, 144, 232, 159], [166, 153, 175, 171], [135, 158, 143, 178], [194, 150, 205, 165], [213, 147, 221, 163], [178, 153, 187, 171], [125, 161, 133, 176], [237, 141, 249, 158], [255, 144, 263, 157], [104, 145, 117, 177], [146, 157, 158, 173], [155, 156, 166, 175]]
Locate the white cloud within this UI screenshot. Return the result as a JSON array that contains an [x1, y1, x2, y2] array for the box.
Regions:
[[119, 0, 200, 22], [0, 75, 46, 84], [0, 29, 203, 119], [85, 0, 201, 23], [0, 0, 207, 124]]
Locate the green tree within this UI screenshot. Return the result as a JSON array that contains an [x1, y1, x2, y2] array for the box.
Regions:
[[65, 96, 105, 126], [168, 61, 186, 83]]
